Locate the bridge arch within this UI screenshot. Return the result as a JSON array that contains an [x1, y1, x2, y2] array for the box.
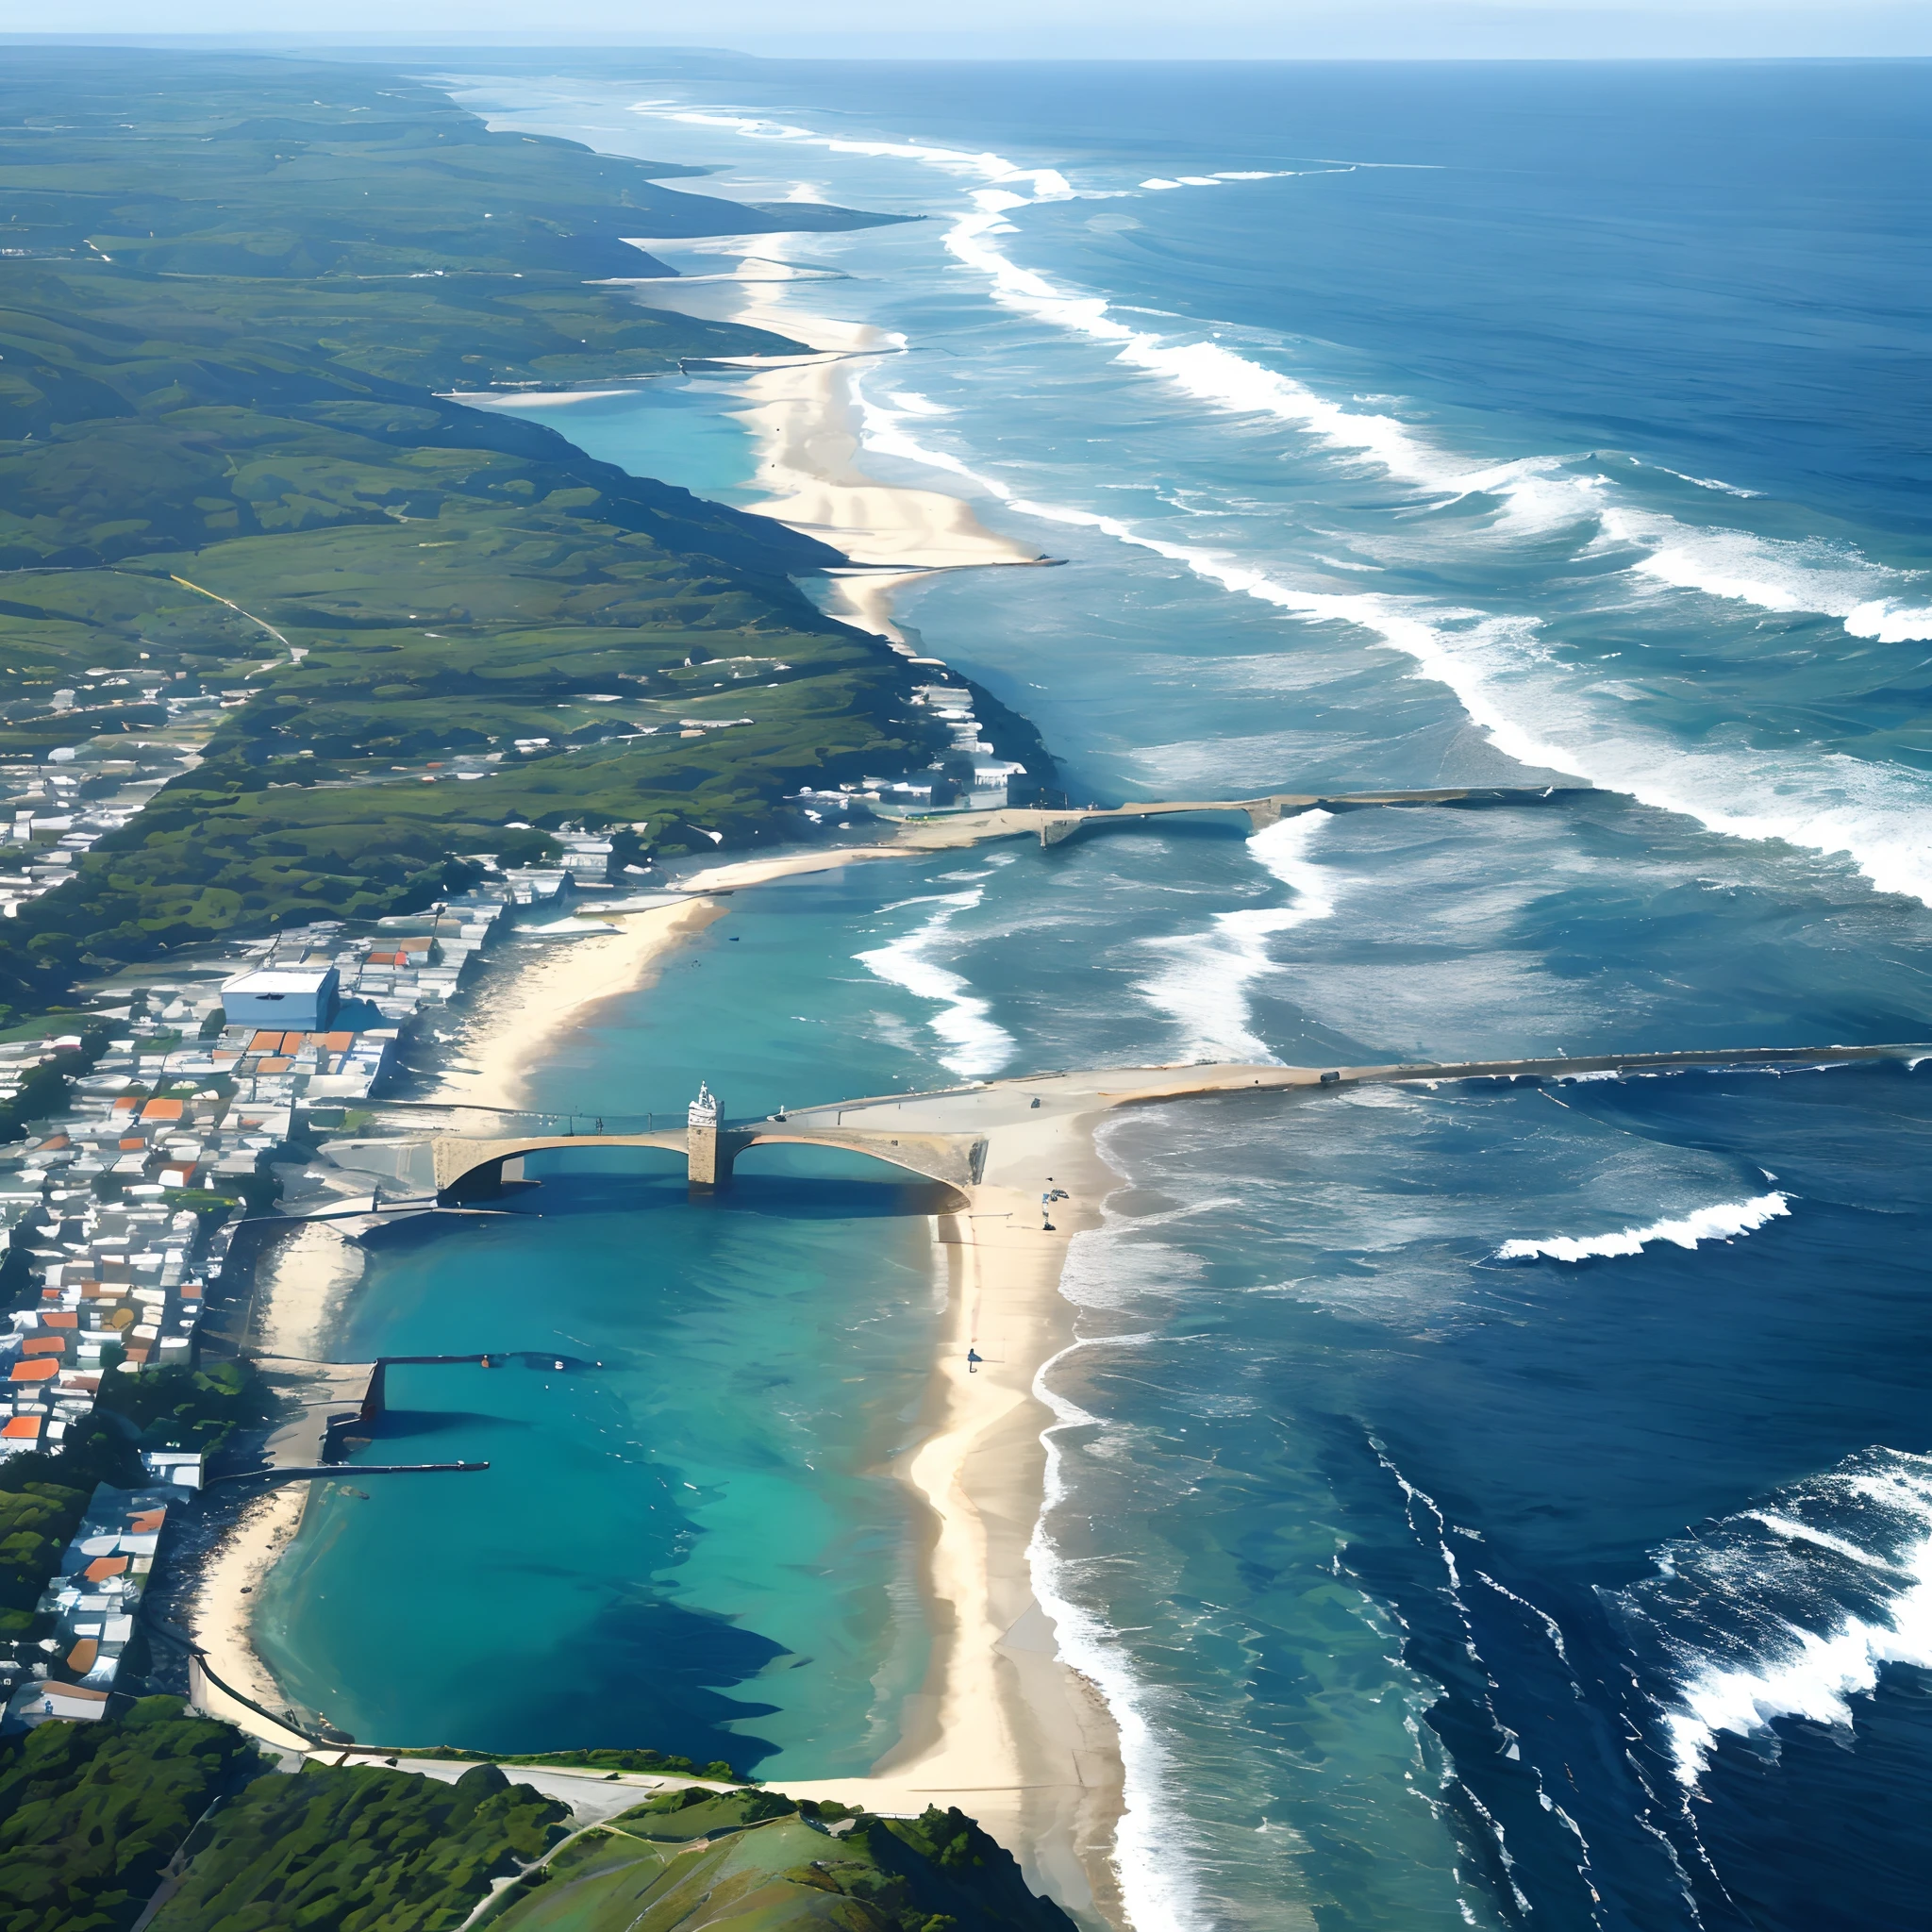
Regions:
[[431, 1126, 984, 1203]]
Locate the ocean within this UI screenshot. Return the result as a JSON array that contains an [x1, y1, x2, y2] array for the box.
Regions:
[[258, 57, 1932, 1931]]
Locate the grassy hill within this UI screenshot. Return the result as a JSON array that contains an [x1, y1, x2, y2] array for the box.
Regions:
[[0, 1706, 1080, 1932], [0, 52, 1041, 1018]]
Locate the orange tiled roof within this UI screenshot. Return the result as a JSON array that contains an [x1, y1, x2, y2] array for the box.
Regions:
[[66, 1638, 98, 1674], [83, 1556, 127, 1581], [0, 1417, 42, 1440], [9, 1358, 58, 1382], [141, 1098, 185, 1122], [128, 1508, 166, 1533]]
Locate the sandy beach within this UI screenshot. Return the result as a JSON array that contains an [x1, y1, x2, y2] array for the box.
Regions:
[[185, 1482, 316, 1754], [425, 897, 727, 1111], [774, 1063, 1338, 1926], [612, 251, 1044, 642], [779, 1113, 1130, 1925], [178, 259, 1144, 1921]]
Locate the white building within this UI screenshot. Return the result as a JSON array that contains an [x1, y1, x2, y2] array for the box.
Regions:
[[219, 966, 339, 1031]]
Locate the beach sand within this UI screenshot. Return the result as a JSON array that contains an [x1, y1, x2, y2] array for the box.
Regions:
[[426, 897, 727, 1111], [777, 1063, 1339, 1925], [181, 263, 1140, 1912], [675, 808, 1059, 896], [623, 256, 1043, 641], [186, 1483, 316, 1754], [247, 1221, 368, 1362], [781, 1113, 1130, 1928]]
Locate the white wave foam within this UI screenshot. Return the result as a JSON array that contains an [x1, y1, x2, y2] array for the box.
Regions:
[[647, 95, 1932, 907], [1135, 811, 1337, 1061], [1647, 462, 1762, 499], [1495, 1191, 1789, 1263], [1024, 1322, 1211, 1931], [1601, 504, 1932, 643], [855, 890, 1015, 1078], [1634, 1452, 1932, 1786], [961, 491, 1932, 905]]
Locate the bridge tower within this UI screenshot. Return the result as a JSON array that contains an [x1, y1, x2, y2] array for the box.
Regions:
[[687, 1082, 724, 1191]]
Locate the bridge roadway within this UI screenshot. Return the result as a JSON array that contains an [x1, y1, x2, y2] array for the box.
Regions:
[[430, 1121, 988, 1201], [422, 1039, 1928, 1201], [1004, 783, 1587, 847]]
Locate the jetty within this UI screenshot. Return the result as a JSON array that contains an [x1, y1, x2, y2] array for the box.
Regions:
[[392, 1040, 1928, 1203], [880, 783, 1590, 851], [237, 1352, 551, 1473]]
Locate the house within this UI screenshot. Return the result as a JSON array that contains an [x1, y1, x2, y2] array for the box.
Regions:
[[219, 966, 339, 1032], [5, 1680, 108, 1728]]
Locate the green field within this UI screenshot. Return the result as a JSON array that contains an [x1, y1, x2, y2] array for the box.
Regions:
[[482, 1788, 1079, 1932], [0, 51, 1045, 1019]]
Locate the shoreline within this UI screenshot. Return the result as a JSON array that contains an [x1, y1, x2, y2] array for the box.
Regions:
[[175, 246, 1140, 1926], [610, 249, 1042, 642], [778, 1101, 1130, 1927], [425, 897, 728, 1111]]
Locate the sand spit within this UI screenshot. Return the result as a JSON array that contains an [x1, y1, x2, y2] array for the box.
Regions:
[[616, 253, 1042, 641]]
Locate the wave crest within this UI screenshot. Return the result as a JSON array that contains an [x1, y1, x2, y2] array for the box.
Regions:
[[1607, 1449, 1932, 1787], [1494, 1191, 1790, 1263]]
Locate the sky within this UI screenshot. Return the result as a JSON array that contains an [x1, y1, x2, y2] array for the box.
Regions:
[[2, 3, 1928, 59]]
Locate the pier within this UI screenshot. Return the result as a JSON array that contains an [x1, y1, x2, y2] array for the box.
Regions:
[[406, 1040, 1927, 1203], [240, 1352, 549, 1470], [943, 783, 1591, 848]]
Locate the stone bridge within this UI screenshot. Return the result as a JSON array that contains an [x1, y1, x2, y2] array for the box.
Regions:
[[1026, 784, 1585, 847], [429, 1121, 987, 1203]]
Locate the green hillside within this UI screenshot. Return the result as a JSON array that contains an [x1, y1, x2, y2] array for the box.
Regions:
[[0, 52, 1041, 1019], [0, 1706, 1079, 1932]]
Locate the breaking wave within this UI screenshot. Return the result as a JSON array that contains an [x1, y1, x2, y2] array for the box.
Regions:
[[1135, 810, 1338, 1061], [855, 889, 1015, 1078], [1494, 1191, 1790, 1263], [1599, 506, 1932, 643], [1607, 1450, 1932, 1787], [636, 96, 1932, 908]]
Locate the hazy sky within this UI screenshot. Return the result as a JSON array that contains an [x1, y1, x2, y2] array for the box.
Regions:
[[2, 1, 1926, 59]]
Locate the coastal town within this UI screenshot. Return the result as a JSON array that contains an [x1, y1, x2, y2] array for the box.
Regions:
[[0, 826, 601, 1726], [0, 651, 1047, 1738]]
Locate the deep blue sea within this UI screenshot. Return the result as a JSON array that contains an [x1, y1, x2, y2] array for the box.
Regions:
[[261, 58, 1932, 1932]]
